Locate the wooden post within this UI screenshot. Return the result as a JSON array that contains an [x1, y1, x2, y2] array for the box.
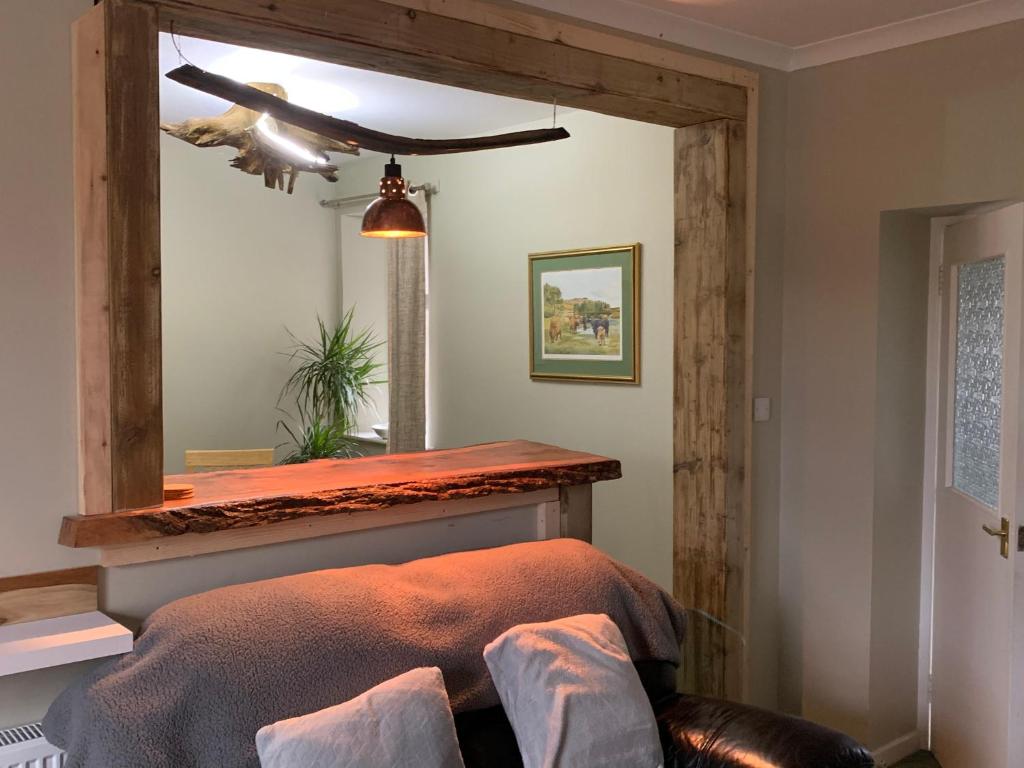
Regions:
[[673, 119, 748, 700], [73, 0, 162, 515], [559, 485, 593, 542]]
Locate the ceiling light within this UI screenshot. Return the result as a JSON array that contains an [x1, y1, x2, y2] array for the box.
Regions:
[[285, 79, 359, 115], [254, 114, 328, 166], [210, 48, 304, 83], [209, 50, 359, 115], [361, 157, 426, 239]]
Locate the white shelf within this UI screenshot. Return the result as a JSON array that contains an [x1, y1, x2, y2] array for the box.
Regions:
[[0, 611, 133, 677], [351, 430, 387, 446]]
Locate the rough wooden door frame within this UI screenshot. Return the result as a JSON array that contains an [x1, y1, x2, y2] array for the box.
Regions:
[[674, 120, 750, 700], [73, 0, 756, 699]]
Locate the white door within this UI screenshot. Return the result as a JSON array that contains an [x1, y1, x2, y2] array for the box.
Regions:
[[933, 204, 1024, 768]]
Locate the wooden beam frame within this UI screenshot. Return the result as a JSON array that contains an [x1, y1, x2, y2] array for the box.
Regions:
[[674, 120, 749, 700], [74, 0, 162, 515], [72, 0, 756, 700]]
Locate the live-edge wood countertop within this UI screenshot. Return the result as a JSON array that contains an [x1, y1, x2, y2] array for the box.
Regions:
[[59, 441, 621, 549]]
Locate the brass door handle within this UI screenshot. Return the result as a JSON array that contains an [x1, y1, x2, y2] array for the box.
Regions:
[[983, 517, 1011, 559]]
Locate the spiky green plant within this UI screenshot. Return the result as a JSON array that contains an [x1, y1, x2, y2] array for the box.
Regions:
[[277, 310, 385, 464], [277, 417, 359, 464], [279, 310, 385, 426]]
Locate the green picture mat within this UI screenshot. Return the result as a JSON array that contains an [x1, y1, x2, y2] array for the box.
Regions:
[[530, 247, 637, 380]]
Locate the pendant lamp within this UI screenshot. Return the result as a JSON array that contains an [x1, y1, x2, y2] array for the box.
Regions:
[[361, 156, 426, 239]]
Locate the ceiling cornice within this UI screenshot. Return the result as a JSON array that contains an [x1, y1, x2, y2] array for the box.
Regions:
[[516, 0, 791, 70], [515, 0, 1024, 71]]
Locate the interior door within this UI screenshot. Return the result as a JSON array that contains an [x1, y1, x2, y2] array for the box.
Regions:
[[933, 204, 1024, 768]]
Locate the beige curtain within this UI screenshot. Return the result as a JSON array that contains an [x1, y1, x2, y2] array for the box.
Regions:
[[386, 190, 429, 453]]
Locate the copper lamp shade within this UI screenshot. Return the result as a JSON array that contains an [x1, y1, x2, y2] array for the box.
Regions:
[[361, 157, 426, 239]]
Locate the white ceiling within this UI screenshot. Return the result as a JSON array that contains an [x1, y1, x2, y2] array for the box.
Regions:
[[159, 34, 560, 137], [627, 0, 979, 46], [518, 0, 1024, 70]]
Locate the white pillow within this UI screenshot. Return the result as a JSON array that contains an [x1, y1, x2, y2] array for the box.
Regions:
[[484, 613, 664, 768], [255, 666, 466, 768]]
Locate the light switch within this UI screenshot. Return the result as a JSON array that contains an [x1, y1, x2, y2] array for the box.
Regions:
[[753, 397, 771, 423]]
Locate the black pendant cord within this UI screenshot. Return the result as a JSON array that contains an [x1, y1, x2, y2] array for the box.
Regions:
[[166, 64, 571, 156]]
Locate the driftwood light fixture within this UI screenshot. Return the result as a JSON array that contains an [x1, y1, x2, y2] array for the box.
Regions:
[[161, 82, 359, 194], [166, 64, 571, 157]]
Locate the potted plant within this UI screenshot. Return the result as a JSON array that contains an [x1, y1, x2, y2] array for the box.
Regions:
[[277, 309, 385, 463]]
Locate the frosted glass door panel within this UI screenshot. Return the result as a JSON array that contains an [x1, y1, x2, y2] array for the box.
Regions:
[[952, 256, 1005, 508]]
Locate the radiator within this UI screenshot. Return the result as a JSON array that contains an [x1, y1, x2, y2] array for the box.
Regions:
[[0, 724, 64, 768]]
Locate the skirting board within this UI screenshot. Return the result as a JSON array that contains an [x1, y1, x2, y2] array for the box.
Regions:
[[873, 730, 924, 766]]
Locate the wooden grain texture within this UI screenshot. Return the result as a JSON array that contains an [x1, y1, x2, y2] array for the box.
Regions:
[[151, 0, 745, 127], [185, 448, 275, 472], [0, 567, 99, 627], [100, 488, 560, 566], [74, 0, 162, 515], [673, 120, 748, 701], [559, 484, 593, 542], [60, 441, 621, 548], [167, 64, 570, 154], [106, 0, 163, 513], [73, 5, 113, 517], [380, 0, 758, 88]]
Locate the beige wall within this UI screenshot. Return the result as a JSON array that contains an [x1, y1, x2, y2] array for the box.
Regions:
[[781, 21, 1024, 746], [870, 212, 930, 747], [0, 0, 94, 725], [161, 135, 337, 473]]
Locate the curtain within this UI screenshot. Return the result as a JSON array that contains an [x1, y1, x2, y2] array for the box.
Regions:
[[386, 190, 429, 453]]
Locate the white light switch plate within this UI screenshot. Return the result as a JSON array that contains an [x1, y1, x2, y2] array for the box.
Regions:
[[753, 397, 771, 423]]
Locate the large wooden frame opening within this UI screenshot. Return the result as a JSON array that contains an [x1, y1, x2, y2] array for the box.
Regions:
[[70, 0, 757, 700]]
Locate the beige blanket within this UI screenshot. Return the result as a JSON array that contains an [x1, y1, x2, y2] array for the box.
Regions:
[[43, 539, 685, 768]]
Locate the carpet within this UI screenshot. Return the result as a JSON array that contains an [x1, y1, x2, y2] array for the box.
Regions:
[[892, 751, 941, 768]]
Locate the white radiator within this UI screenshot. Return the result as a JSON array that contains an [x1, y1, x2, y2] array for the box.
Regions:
[[0, 724, 64, 768]]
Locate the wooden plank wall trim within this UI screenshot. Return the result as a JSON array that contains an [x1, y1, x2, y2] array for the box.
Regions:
[[673, 119, 748, 700], [378, 0, 758, 89], [0, 567, 100, 627], [73, 5, 114, 517], [105, 0, 163, 513], [151, 0, 745, 127]]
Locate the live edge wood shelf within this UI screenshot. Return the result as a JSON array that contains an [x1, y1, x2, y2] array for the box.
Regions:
[[59, 441, 621, 566]]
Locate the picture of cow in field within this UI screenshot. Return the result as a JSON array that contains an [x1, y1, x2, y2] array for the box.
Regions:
[[539, 269, 623, 360], [548, 316, 562, 343]]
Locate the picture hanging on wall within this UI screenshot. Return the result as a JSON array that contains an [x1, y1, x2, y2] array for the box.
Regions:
[[529, 244, 640, 384]]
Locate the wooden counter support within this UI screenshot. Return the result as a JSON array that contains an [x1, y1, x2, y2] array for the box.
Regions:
[[59, 441, 620, 564]]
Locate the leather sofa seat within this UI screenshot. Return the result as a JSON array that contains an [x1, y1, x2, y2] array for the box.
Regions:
[[453, 662, 875, 768]]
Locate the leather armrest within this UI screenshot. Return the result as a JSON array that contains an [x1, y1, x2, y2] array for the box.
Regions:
[[655, 694, 875, 768]]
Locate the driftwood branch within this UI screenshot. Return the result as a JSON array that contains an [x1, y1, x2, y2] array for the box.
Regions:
[[166, 64, 571, 156], [161, 81, 360, 192]]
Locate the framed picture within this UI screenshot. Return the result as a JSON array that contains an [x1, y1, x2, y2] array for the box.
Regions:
[[529, 244, 641, 383]]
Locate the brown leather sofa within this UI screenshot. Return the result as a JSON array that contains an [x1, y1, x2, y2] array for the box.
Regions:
[[454, 661, 875, 767]]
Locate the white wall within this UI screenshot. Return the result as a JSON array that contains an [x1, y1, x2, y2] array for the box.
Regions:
[[160, 135, 337, 472], [338, 211, 389, 432], [335, 110, 678, 588]]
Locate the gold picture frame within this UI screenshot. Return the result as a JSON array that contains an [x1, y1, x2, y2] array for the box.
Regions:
[[528, 244, 641, 384]]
